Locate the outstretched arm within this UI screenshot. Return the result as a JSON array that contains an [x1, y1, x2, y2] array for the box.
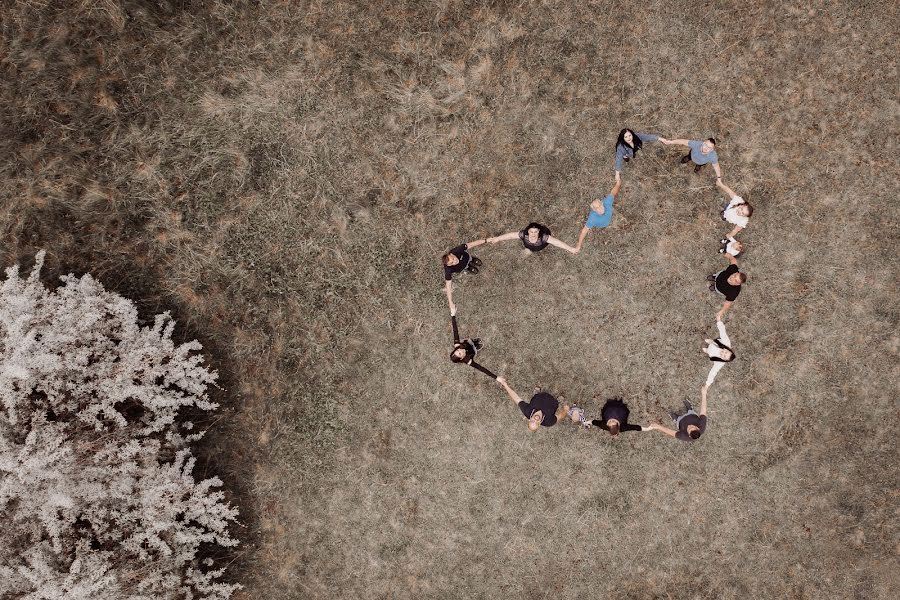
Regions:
[[712, 162, 722, 179], [715, 318, 730, 346], [727, 224, 744, 238], [466, 238, 488, 248], [716, 179, 737, 199], [496, 377, 523, 405], [575, 226, 590, 253], [470, 362, 498, 380], [716, 301, 733, 321], [547, 236, 579, 254], [487, 232, 520, 244], [610, 177, 622, 198], [722, 253, 738, 266], [444, 280, 455, 313], [700, 385, 709, 417], [646, 424, 678, 438], [450, 312, 460, 344], [665, 138, 691, 146]]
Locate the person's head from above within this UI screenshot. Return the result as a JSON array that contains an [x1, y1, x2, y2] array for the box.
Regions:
[[526, 226, 542, 244], [732, 241, 745, 254], [701, 138, 716, 154], [527, 410, 544, 432], [591, 198, 606, 214], [617, 128, 642, 151], [606, 418, 621, 436], [735, 203, 753, 218], [727, 272, 747, 286], [442, 252, 459, 267], [719, 348, 735, 362], [450, 344, 468, 363], [686, 424, 702, 439]]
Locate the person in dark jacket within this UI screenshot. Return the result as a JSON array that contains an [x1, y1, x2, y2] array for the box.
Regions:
[[449, 307, 497, 380], [496, 377, 566, 432], [488, 222, 578, 254], [442, 238, 488, 313], [589, 397, 648, 436]]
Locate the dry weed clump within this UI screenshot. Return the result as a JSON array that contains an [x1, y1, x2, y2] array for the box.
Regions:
[[2, 1, 899, 599]]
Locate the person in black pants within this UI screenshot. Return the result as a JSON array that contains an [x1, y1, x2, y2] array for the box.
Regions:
[[496, 376, 566, 432], [588, 397, 648, 436], [487, 222, 578, 254], [442, 238, 488, 313], [449, 307, 497, 380], [706, 252, 746, 321]]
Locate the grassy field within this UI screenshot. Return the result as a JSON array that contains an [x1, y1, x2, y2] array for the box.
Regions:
[[2, 1, 899, 598]]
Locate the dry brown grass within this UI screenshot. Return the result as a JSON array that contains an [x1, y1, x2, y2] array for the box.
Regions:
[[2, 1, 899, 598]]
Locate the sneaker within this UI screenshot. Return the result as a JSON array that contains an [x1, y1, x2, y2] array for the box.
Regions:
[[532, 386, 542, 395], [706, 274, 716, 282], [470, 256, 483, 267], [472, 338, 483, 351], [708, 283, 716, 292], [467, 265, 479, 275], [680, 155, 691, 164], [718, 248, 725, 254], [720, 238, 728, 245], [669, 411, 680, 421], [694, 164, 703, 173], [683, 399, 694, 411]]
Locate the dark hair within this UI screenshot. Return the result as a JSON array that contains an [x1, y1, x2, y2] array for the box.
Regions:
[[744, 202, 754, 217], [608, 421, 620, 436], [736, 273, 747, 284], [724, 350, 736, 362], [616, 128, 643, 155], [441, 253, 452, 266], [707, 137, 717, 146], [689, 428, 702, 440], [450, 343, 470, 363]]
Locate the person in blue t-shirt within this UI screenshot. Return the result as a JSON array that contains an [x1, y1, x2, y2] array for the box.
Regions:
[[574, 177, 621, 253]]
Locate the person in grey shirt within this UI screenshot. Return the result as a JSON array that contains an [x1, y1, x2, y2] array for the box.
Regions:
[[614, 128, 669, 179], [662, 137, 722, 178]]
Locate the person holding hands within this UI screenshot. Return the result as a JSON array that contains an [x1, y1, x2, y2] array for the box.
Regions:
[[442, 238, 488, 312], [646, 386, 709, 442], [707, 252, 746, 321], [496, 377, 567, 432], [716, 179, 754, 239], [488, 222, 578, 254], [662, 136, 722, 178]]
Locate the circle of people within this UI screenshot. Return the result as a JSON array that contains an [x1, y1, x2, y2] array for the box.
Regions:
[[442, 131, 753, 442]]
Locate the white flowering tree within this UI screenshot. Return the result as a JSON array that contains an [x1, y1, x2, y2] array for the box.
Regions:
[[0, 252, 239, 599]]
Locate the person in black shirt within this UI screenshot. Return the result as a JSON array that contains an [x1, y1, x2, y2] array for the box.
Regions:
[[588, 397, 647, 436], [647, 387, 709, 442], [487, 222, 578, 254], [496, 377, 566, 432], [442, 238, 488, 313], [449, 307, 497, 380], [705, 253, 746, 320]]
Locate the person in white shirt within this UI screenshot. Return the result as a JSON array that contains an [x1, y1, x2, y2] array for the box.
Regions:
[[716, 179, 753, 238], [702, 318, 735, 387], [719, 235, 744, 257]]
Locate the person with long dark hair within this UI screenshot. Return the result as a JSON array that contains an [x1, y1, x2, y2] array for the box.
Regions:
[[614, 128, 668, 178], [588, 397, 648, 436], [702, 318, 735, 388], [449, 306, 497, 380], [488, 222, 578, 254]]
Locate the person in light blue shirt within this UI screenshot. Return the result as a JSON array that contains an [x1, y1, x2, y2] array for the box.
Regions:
[[574, 177, 621, 253], [663, 137, 722, 178], [614, 128, 668, 177]]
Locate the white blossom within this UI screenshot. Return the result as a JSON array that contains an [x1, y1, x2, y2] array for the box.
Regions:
[[0, 252, 239, 599]]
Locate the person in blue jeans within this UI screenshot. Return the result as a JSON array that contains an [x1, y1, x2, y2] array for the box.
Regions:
[[574, 176, 621, 253], [662, 136, 722, 178], [614, 128, 669, 178], [647, 386, 709, 442]]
